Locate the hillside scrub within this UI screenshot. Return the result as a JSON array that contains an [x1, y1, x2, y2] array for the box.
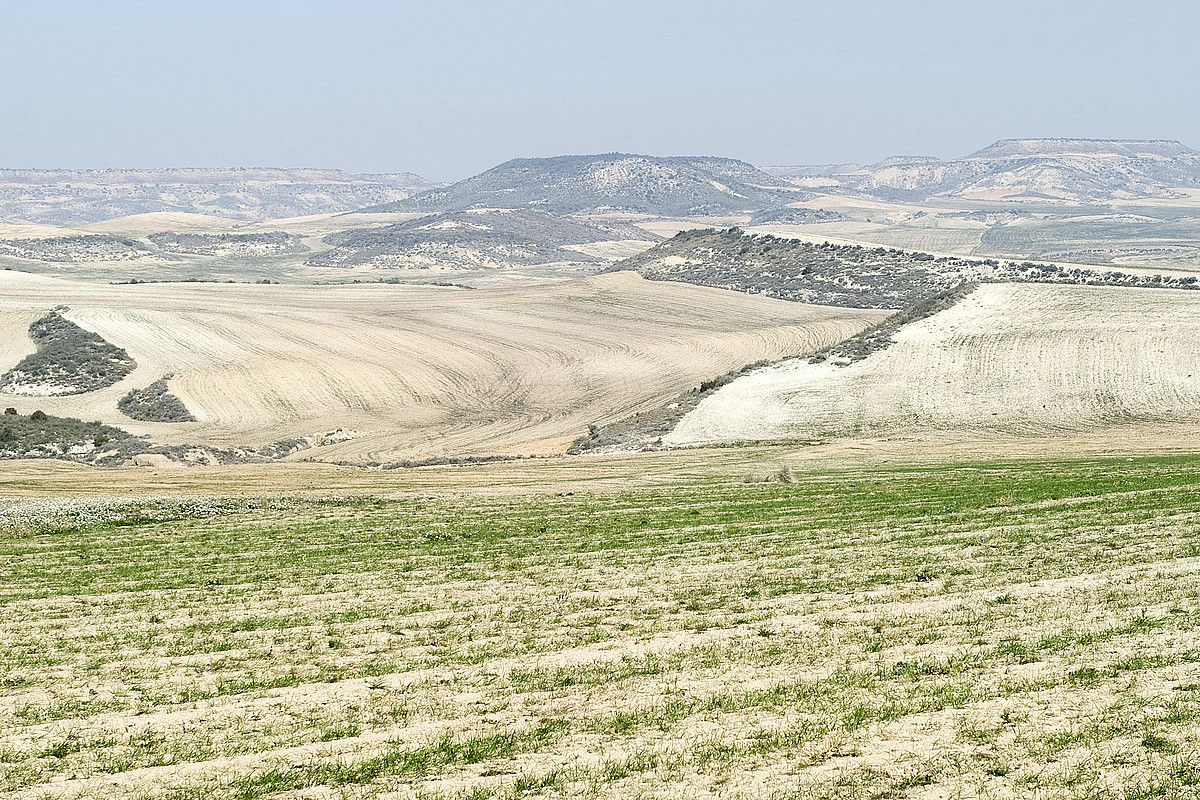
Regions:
[[0, 234, 151, 263], [748, 207, 846, 224], [0, 408, 316, 467], [0, 309, 136, 396]]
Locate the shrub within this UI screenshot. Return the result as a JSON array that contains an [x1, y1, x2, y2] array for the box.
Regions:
[[117, 376, 196, 423]]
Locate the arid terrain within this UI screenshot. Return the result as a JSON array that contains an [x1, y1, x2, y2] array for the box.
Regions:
[[5, 137, 1200, 800], [11, 0, 1200, 795]]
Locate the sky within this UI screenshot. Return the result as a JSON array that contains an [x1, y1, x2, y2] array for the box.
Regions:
[[2, 0, 1198, 181]]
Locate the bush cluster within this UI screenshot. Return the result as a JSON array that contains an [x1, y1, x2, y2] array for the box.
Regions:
[[117, 375, 196, 422], [0, 310, 136, 395]]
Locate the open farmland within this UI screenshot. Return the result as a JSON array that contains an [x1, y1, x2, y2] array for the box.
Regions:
[[0, 270, 881, 463], [3, 453, 1200, 798], [667, 282, 1200, 448]]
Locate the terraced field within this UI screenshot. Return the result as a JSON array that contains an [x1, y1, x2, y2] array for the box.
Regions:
[[668, 282, 1200, 447], [3, 454, 1200, 798], [0, 270, 881, 462]]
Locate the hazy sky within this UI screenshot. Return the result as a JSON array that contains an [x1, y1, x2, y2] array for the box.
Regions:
[[3, 0, 1197, 180]]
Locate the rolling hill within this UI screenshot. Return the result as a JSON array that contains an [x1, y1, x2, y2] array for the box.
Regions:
[[371, 153, 805, 216], [0, 168, 437, 226], [0, 269, 879, 464]]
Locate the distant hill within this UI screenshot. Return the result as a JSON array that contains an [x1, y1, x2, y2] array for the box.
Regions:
[[748, 207, 846, 225], [969, 138, 1194, 159], [0, 168, 437, 226], [370, 154, 806, 216], [311, 208, 656, 269], [768, 139, 1200, 202]]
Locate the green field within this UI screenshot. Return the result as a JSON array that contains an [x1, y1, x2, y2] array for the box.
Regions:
[[4, 455, 1200, 798]]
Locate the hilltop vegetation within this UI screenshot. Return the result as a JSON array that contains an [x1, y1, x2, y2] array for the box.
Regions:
[[117, 375, 196, 423], [312, 208, 653, 269], [748, 207, 846, 225], [372, 153, 804, 216], [618, 227, 1200, 308]]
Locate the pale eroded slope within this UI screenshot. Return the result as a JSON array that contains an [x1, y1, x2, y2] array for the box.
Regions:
[[0, 271, 877, 462], [667, 283, 1200, 445]]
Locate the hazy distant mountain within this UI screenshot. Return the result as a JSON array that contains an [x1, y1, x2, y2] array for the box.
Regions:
[[0, 168, 437, 226], [311, 207, 655, 269], [767, 139, 1200, 202], [759, 164, 860, 180], [370, 154, 806, 216]]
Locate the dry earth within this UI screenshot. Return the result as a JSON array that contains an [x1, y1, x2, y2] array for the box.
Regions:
[[0, 270, 881, 462], [668, 282, 1200, 447]]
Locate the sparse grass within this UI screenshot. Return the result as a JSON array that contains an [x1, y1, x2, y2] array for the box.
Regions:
[[3, 454, 1200, 798]]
